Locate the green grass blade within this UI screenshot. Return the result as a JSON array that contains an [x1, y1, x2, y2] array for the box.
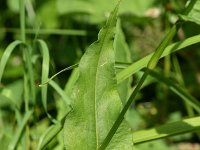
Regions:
[[8, 110, 33, 150], [172, 55, 195, 116], [0, 28, 87, 36], [37, 124, 62, 150], [117, 34, 200, 83], [36, 39, 57, 123], [24, 45, 36, 104], [146, 69, 200, 113], [133, 116, 200, 144], [101, 20, 179, 150], [36, 111, 71, 150], [49, 80, 72, 108], [39, 64, 78, 86], [0, 40, 23, 83]]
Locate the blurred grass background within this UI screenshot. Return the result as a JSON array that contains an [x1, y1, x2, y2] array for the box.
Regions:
[[1, 0, 200, 149]]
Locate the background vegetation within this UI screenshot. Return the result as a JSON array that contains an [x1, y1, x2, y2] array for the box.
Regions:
[[0, 0, 200, 149]]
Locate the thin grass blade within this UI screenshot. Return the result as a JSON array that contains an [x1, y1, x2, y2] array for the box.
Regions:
[[36, 39, 57, 123], [117, 34, 200, 83], [36, 112, 71, 150], [146, 69, 200, 113], [49, 80, 72, 109], [133, 116, 200, 144], [0, 40, 23, 83], [8, 110, 33, 150]]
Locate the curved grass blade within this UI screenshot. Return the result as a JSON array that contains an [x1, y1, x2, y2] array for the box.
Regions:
[[146, 69, 200, 113], [64, 1, 133, 149], [8, 110, 33, 150], [117, 34, 200, 83], [36, 111, 71, 150], [64, 68, 79, 96], [39, 64, 78, 86], [133, 116, 200, 144], [48, 80, 72, 109], [36, 39, 57, 123], [0, 40, 23, 83]]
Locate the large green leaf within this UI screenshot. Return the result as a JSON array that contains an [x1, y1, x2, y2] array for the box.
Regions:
[[114, 20, 132, 105], [64, 3, 133, 150], [179, 0, 200, 25]]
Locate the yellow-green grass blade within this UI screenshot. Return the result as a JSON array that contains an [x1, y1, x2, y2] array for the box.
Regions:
[[117, 34, 200, 83], [133, 116, 200, 144]]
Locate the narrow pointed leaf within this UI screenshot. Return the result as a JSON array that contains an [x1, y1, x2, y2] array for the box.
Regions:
[[37, 39, 57, 123], [64, 2, 133, 150], [8, 110, 33, 150], [133, 116, 200, 144], [37, 112, 70, 150], [0, 40, 23, 83]]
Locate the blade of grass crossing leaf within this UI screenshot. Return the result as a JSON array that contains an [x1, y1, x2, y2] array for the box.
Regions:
[[100, 0, 199, 147], [36, 33, 200, 87], [0, 40, 23, 83], [100, 18, 180, 150], [8, 110, 33, 150], [36, 39, 57, 123], [133, 116, 200, 144], [64, 1, 133, 149]]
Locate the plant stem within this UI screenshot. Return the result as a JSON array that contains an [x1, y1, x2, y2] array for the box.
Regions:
[[99, 0, 199, 148], [99, 21, 181, 150], [20, 0, 29, 149]]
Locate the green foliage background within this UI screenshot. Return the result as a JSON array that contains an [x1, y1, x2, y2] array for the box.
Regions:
[[0, 0, 200, 149]]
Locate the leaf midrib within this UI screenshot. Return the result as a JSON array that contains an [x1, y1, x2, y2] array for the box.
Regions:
[[94, 10, 117, 149]]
